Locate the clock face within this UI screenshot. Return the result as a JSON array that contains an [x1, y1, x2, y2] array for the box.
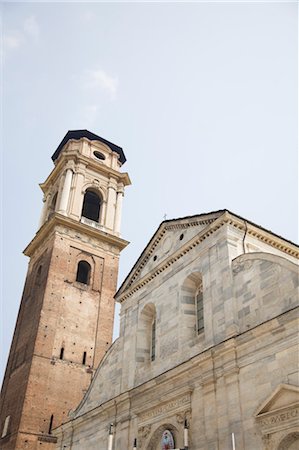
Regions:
[[161, 430, 175, 449]]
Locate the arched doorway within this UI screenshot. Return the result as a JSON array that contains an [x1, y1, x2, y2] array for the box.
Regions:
[[277, 432, 299, 450], [145, 424, 178, 450]]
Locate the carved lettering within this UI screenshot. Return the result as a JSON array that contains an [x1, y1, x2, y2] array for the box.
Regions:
[[259, 408, 298, 427], [139, 395, 189, 422]]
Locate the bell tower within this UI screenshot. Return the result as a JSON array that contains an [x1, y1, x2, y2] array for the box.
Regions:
[[0, 130, 131, 449]]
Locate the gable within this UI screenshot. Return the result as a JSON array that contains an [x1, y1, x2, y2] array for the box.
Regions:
[[115, 211, 225, 300], [256, 384, 299, 416]]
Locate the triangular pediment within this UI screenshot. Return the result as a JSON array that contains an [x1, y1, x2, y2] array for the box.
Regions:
[[115, 210, 225, 301], [255, 384, 299, 417]]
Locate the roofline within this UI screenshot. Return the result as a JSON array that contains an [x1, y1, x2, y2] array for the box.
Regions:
[[51, 129, 126, 164], [115, 209, 298, 300]]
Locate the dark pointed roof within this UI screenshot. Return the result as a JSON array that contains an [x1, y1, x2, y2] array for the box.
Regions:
[[51, 130, 126, 164]]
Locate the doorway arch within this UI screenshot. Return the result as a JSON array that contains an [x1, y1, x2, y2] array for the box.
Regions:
[[145, 423, 179, 450], [277, 432, 299, 450]]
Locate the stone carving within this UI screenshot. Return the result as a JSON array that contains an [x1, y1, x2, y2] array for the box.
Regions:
[[139, 395, 190, 422], [232, 257, 253, 274], [259, 407, 298, 428], [138, 425, 152, 446], [176, 410, 191, 425]]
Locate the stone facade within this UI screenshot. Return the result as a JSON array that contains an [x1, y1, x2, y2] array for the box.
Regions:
[[0, 131, 130, 450], [53, 211, 299, 449]]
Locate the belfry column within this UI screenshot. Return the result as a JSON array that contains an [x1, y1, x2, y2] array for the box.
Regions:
[[105, 179, 117, 230], [71, 166, 85, 220], [114, 184, 124, 234], [58, 168, 73, 215]]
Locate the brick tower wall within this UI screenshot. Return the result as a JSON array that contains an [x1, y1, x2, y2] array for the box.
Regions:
[[0, 222, 120, 450]]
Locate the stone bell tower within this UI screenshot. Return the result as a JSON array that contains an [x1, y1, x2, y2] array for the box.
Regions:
[[0, 130, 131, 450]]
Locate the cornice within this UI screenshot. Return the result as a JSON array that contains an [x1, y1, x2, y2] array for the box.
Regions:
[[23, 213, 129, 257], [40, 152, 131, 193], [116, 215, 226, 302], [116, 211, 298, 302], [116, 217, 218, 300]]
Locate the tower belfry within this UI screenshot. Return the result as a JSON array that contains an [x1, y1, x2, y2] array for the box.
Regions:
[[0, 130, 131, 449]]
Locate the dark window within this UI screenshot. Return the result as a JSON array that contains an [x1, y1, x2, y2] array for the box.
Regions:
[[59, 348, 64, 359], [81, 190, 101, 222], [48, 415, 54, 434], [93, 151, 105, 161], [76, 261, 91, 285], [151, 319, 156, 361], [82, 351, 87, 365], [196, 289, 204, 333]]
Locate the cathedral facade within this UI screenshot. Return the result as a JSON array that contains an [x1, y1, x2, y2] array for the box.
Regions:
[[53, 210, 298, 450], [1, 131, 298, 450]]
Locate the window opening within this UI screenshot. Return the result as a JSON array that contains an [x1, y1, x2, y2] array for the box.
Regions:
[[81, 190, 101, 222], [48, 415, 54, 434], [196, 287, 204, 333], [76, 261, 91, 285], [82, 351, 87, 365], [93, 151, 105, 161], [151, 319, 156, 361], [59, 347, 64, 359]]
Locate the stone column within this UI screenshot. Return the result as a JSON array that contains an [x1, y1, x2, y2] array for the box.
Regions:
[[70, 168, 85, 220], [58, 169, 73, 215], [38, 194, 50, 228], [105, 179, 117, 230], [114, 185, 124, 234]]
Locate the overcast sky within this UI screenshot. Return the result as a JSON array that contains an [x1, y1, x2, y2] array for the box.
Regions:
[[1, 1, 298, 384]]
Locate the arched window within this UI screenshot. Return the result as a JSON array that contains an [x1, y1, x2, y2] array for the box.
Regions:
[[151, 318, 156, 361], [137, 303, 157, 364], [181, 272, 204, 339], [81, 190, 101, 222], [195, 282, 204, 333], [76, 261, 91, 285]]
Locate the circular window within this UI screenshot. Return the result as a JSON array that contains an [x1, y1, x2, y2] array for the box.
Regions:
[[153, 255, 157, 261], [179, 233, 184, 240], [93, 151, 105, 161]]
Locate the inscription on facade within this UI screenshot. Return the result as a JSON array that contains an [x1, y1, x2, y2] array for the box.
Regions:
[[259, 408, 298, 427], [139, 395, 189, 422]]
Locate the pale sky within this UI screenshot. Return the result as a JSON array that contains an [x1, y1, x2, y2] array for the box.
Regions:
[[1, 1, 298, 384]]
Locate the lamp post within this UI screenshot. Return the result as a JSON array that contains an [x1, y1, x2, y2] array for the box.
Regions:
[[107, 424, 114, 450]]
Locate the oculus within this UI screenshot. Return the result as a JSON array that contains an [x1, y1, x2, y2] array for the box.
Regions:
[[93, 151, 106, 161]]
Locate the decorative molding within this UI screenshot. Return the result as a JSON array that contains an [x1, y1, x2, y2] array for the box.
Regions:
[[117, 213, 299, 303], [138, 395, 190, 424], [23, 213, 129, 257]]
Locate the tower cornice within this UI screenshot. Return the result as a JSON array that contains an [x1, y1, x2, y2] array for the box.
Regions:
[[40, 152, 131, 193], [24, 213, 129, 257]]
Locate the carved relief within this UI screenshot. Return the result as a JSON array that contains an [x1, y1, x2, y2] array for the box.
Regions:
[[175, 409, 191, 425], [232, 257, 253, 274], [139, 395, 190, 423], [138, 425, 151, 447]]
